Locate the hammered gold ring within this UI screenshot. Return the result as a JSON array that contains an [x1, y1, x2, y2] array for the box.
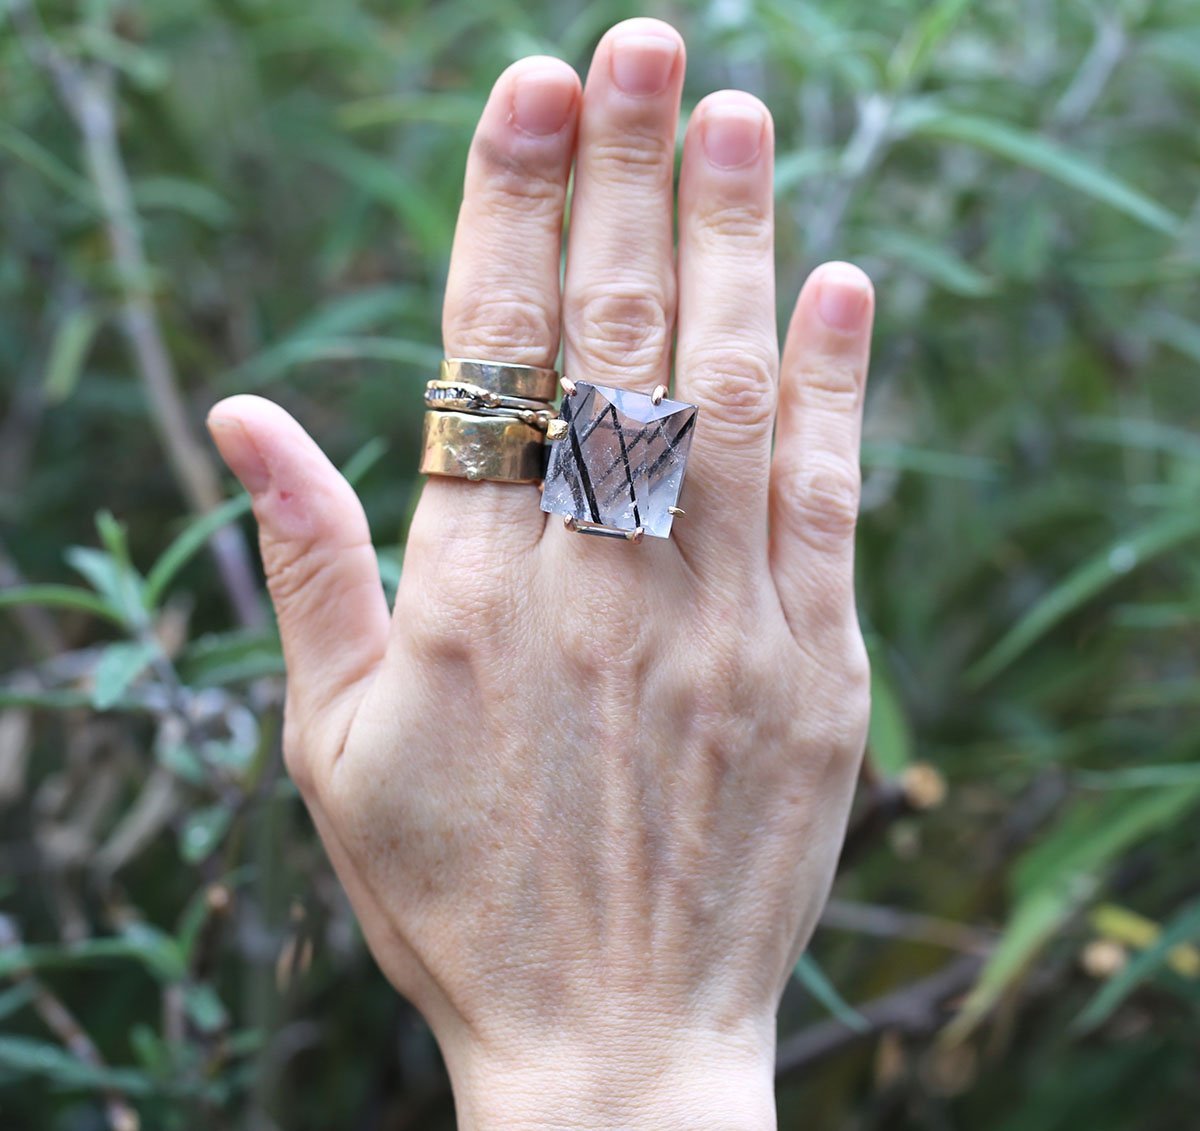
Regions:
[[419, 358, 559, 485]]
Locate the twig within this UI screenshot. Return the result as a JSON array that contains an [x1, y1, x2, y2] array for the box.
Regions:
[[10, 1, 262, 628], [820, 899, 993, 954], [0, 914, 140, 1131], [1051, 12, 1128, 130], [775, 953, 983, 1081], [838, 762, 946, 870], [803, 92, 895, 266]]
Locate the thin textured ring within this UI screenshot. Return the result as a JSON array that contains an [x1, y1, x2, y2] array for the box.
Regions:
[[440, 358, 559, 403]]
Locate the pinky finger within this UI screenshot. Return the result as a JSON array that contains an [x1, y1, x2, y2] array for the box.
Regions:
[[769, 262, 874, 636]]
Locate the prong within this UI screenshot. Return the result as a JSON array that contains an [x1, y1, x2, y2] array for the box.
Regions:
[[626, 527, 646, 543], [650, 384, 667, 405], [564, 515, 579, 531], [560, 376, 577, 397], [667, 505, 685, 517], [547, 419, 568, 441]]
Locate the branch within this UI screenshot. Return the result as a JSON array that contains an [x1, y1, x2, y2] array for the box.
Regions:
[[0, 914, 141, 1131], [820, 899, 993, 954], [11, 1, 262, 628], [838, 761, 947, 871], [775, 953, 982, 1081]]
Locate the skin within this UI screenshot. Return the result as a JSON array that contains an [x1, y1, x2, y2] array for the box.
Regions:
[[208, 18, 874, 1129]]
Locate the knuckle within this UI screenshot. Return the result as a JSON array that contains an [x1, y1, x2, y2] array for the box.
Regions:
[[262, 537, 334, 617], [778, 455, 861, 550], [566, 287, 673, 374], [589, 128, 676, 178], [446, 294, 558, 363], [796, 357, 864, 412], [691, 200, 773, 250], [685, 345, 776, 429], [280, 710, 316, 797], [554, 582, 653, 683], [470, 130, 566, 207]]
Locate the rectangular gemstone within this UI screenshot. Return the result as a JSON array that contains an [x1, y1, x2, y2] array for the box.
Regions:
[[540, 382, 698, 538]]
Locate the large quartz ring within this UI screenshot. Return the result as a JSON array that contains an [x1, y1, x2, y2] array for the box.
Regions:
[[540, 380, 698, 542]]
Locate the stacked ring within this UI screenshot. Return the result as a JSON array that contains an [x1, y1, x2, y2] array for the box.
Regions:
[[419, 358, 559, 484]]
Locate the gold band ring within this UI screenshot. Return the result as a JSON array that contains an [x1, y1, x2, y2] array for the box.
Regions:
[[440, 358, 559, 403], [419, 410, 546, 484]]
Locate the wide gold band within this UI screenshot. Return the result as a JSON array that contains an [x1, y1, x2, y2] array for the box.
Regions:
[[440, 358, 559, 403], [419, 410, 546, 484]]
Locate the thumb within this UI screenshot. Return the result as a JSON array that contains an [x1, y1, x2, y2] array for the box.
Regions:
[[207, 395, 389, 783]]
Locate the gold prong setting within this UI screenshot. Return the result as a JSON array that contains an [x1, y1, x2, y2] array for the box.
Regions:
[[541, 379, 697, 542]]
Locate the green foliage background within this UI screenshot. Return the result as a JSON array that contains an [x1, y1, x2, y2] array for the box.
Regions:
[[2, 0, 1200, 1127]]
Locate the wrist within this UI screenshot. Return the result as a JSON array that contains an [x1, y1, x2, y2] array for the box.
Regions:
[[442, 1026, 778, 1130]]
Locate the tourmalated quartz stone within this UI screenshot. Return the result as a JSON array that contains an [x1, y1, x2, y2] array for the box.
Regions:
[[540, 382, 698, 539]]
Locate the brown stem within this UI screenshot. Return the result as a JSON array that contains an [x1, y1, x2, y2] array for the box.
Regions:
[[0, 914, 141, 1131], [12, 2, 262, 628], [775, 953, 983, 1081]]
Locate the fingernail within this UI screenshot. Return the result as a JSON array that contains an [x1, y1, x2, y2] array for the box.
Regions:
[[208, 415, 270, 495], [512, 68, 576, 136], [610, 33, 678, 95], [702, 107, 764, 169], [816, 264, 873, 331]]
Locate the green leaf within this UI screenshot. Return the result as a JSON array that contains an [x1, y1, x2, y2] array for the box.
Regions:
[[968, 508, 1200, 686], [92, 641, 159, 710], [65, 545, 145, 626], [0, 1036, 155, 1095], [338, 91, 482, 129], [229, 285, 424, 387], [0, 982, 35, 1023], [178, 805, 233, 864], [178, 629, 283, 688], [886, 0, 974, 90], [143, 494, 252, 610], [341, 435, 389, 486], [866, 226, 997, 297], [946, 786, 1200, 1041], [794, 953, 870, 1032], [0, 123, 95, 204], [304, 141, 454, 257], [231, 335, 442, 389], [0, 585, 124, 626], [860, 442, 999, 482], [0, 929, 185, 983], [133, 177, 234, 228], [900, 107, 1182, 235], [1077, 764, 1200, 789], [774, 148, 840, 195], [867, 646, 912, 777], [43, 307, 101, 404], [182, 981, 229, 1034], [1074, 897, 1200, 1033], [75, 25, 169, 89]]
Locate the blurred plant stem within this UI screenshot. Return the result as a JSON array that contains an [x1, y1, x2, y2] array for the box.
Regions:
[[9, 0, 262, 628], [0, 915, 140, 1131]]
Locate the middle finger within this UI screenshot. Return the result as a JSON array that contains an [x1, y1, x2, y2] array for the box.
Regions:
[[562, 19, 685, 394]]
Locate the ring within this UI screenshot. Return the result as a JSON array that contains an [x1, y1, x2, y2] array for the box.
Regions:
[[540, 379, 698, 541], [439, 358, 560, 403], [424, 380, 555, 432], [420, 358, 560, 485], [420, 410, 546, 484]]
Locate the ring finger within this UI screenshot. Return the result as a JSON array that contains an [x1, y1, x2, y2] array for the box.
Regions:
[[415, 55, 580, 548]]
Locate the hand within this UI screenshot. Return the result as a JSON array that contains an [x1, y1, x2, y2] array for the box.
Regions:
[[208, 17, 874, 1129]]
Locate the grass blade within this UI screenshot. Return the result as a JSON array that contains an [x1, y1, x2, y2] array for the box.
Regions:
[[901, 108, 1181, 235], [968, 508, 1200, 686]]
